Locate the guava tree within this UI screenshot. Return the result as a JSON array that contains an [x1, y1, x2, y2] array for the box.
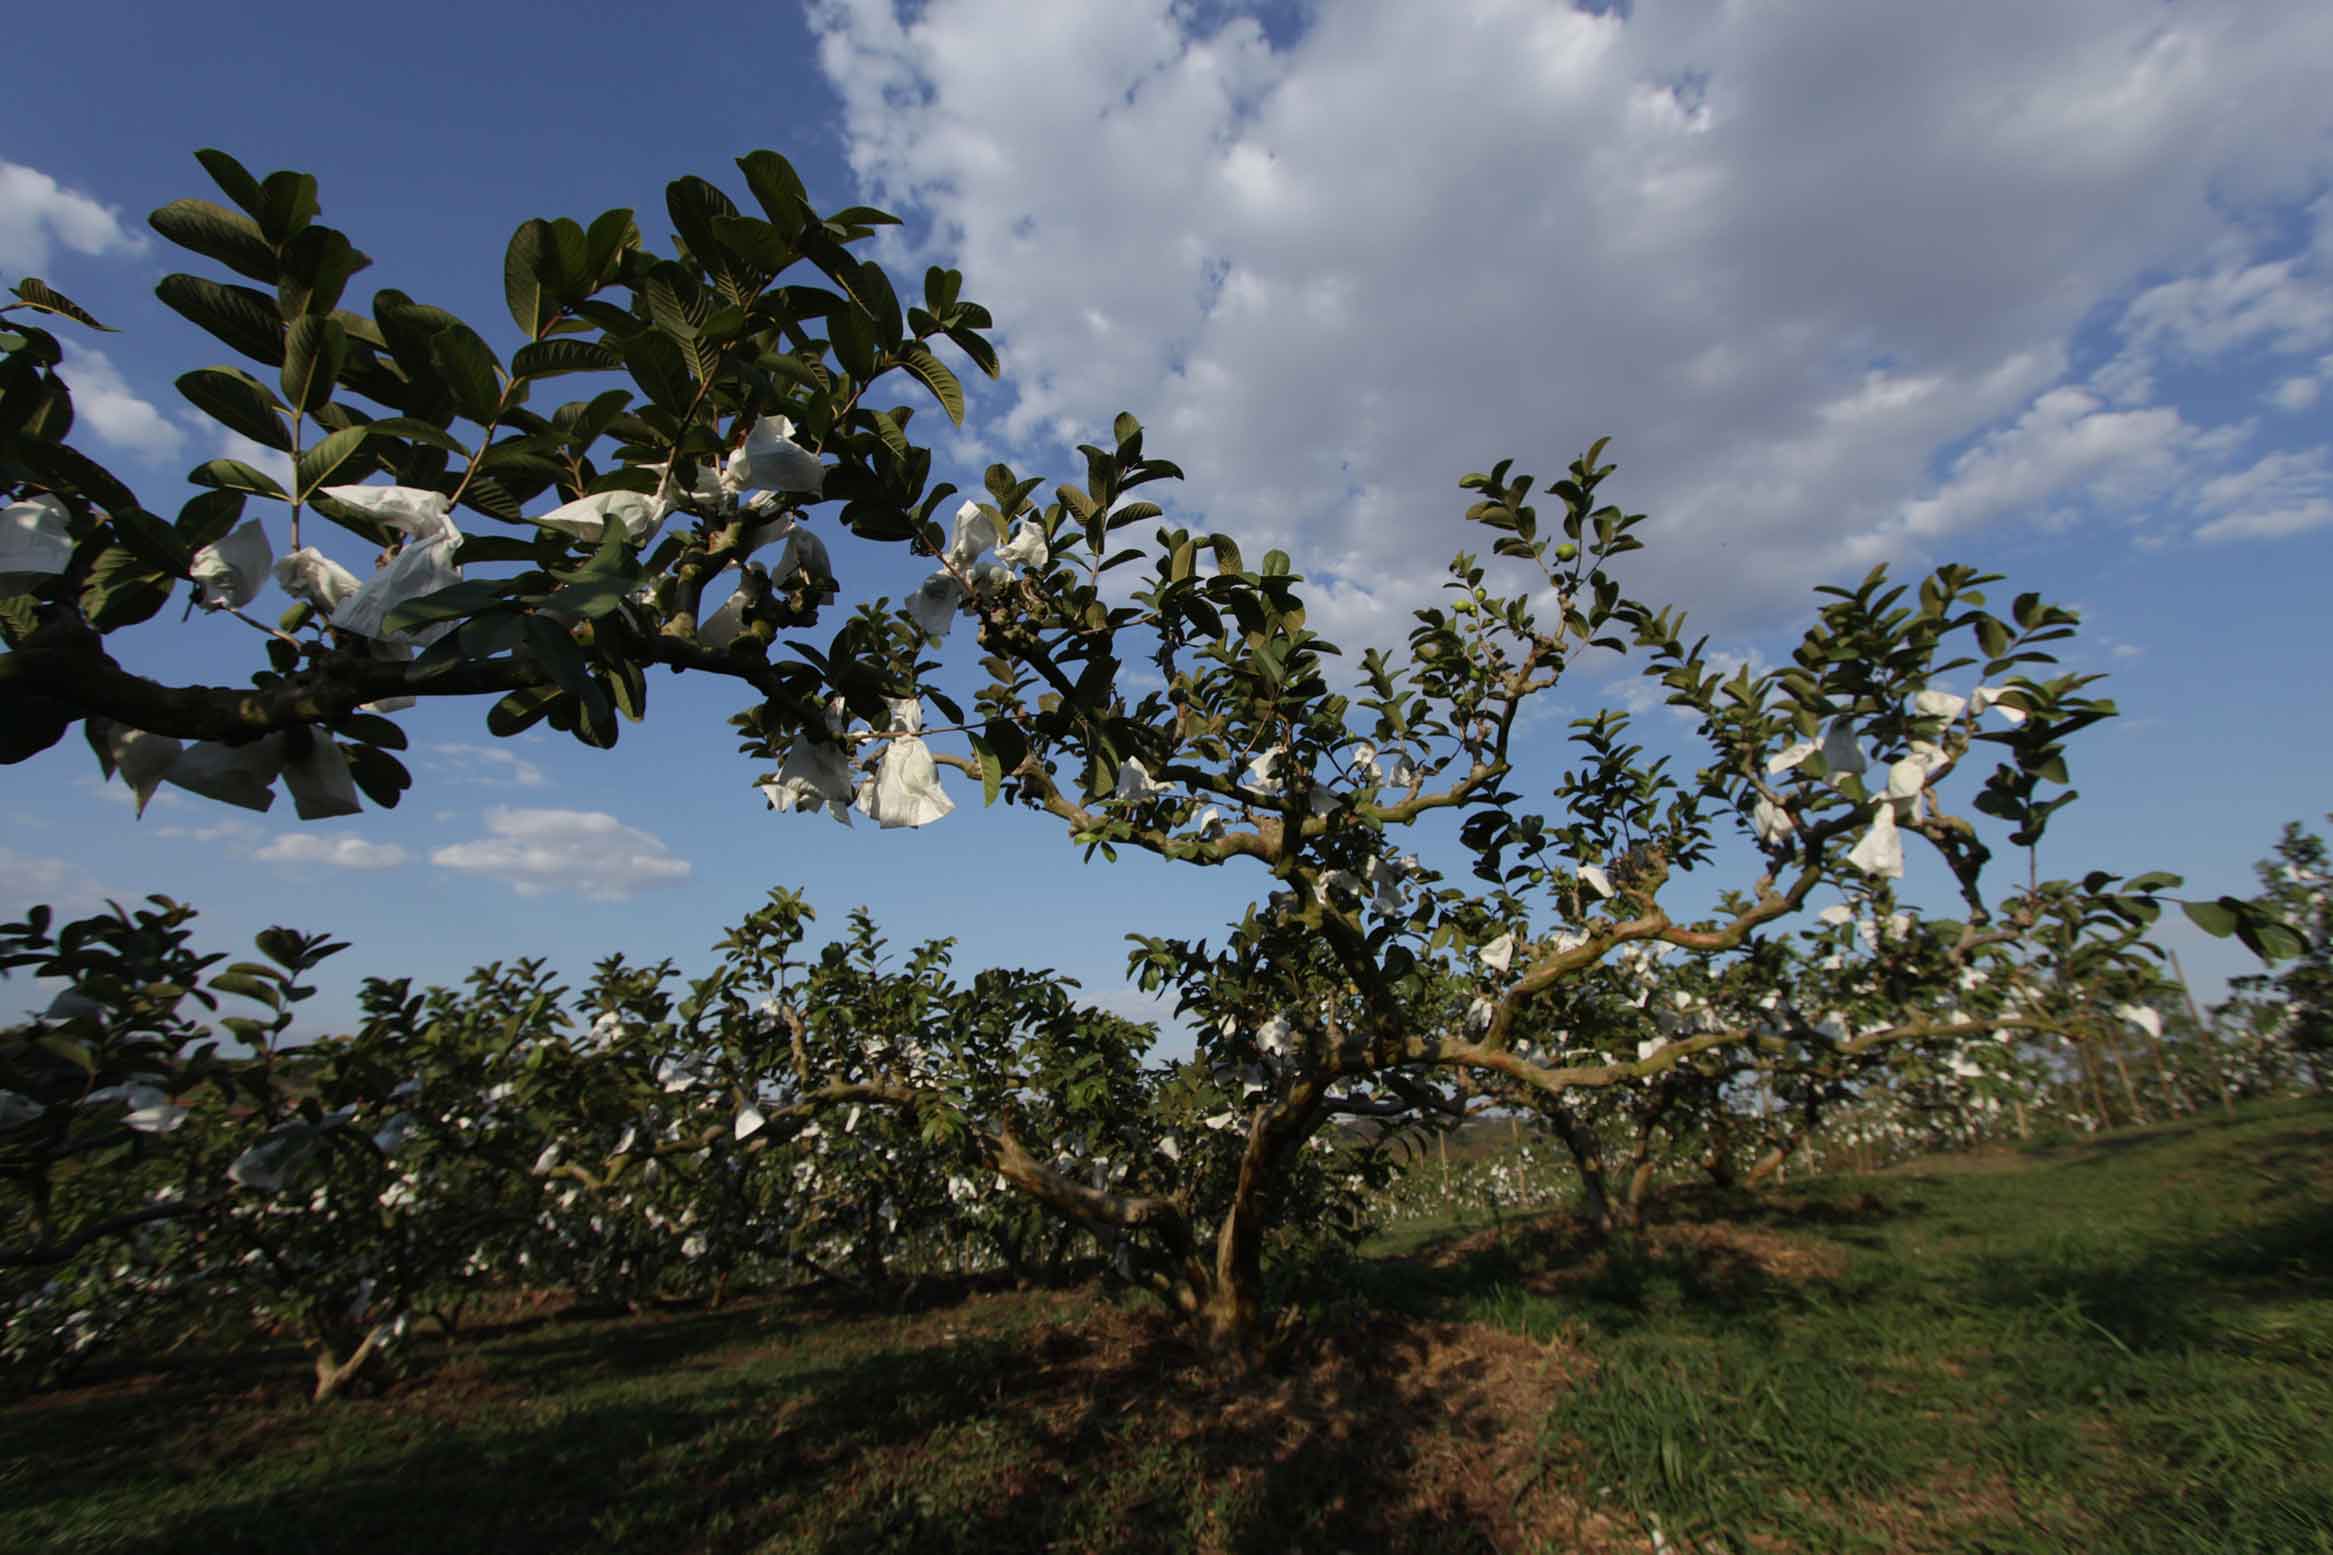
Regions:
[[1, 146, 2293, 1364], [0, 896, 461, 1397], [2217, 817, 2330, 1090]]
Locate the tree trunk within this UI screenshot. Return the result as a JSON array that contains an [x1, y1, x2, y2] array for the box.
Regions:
[[1198, 1183, 1268, 1366], [1619, 1158, 1657, 1226], [2106, 1034, 2148, 1125], [2079, 1040, 2113, 1128], [308, 1317, 392, 1404], [1542, 1105, 1617, 1233], [1701, 1110, 1739, 1188], [1742, 1132, 1805, 1188]]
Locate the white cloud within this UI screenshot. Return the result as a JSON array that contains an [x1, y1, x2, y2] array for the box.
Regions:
[[428, 742, 549, 789], [808, 0, 2333, 635], [255, 833, 411, 870], [0, 160, 145, 276], [1887, 388, 2207, 542], [2115, 258, 2333, 363], [156, 816, 264, 846], [2264, 353, 2333, 413], [55, 344, 185, 461], [2267, 375, 2321, 412], [0, 848, 120, 920], [2193, 445, 2333, 542], [430, 807, 691, 901]]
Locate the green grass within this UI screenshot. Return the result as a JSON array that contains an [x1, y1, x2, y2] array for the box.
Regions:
[[5, 1099, 2328, 1554]]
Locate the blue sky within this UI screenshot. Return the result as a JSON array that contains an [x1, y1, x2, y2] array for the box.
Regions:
[[5, 0, 2330, 1045]]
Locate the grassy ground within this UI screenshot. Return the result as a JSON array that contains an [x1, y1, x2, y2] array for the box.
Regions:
[[4, 1099, 2327, 1554]]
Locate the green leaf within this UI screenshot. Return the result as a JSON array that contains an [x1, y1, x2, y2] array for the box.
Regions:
[[664, 175, 736, 254], [942, 324, 999, 380], [155, 274, 284, 365], [511, 338, 621, 379], [175, 489, 245, 550], [736, 150, 811, 234], [854, 260, 903, 350], [710, 214, 792, 274], [294, 425, 369, 498], [178, 366, 292, 451], [194, 149, 265, 220], [2245, 918, 2307, 963], [188, 458, 288, 502], [210, 969, 282, 1007], [982, 718, 1028, 791], [608, 655, 646, 722], [35, 1034, 96, 1073], [430, 325, 503, 424], [108, 507, 190, 576], [867, 407, 910, 464], [2182, 898, 2237, 938], [79, 547, 174, 632], [255, 169, 319, 245], [383, 579, 506, 636], [565, 388, 632, 451], [11, 278, 113, 332], [148, 199, 277, 284], [891, 343, 964, 426], [457, 611, 530, 661], [344, 744, 411, 810], [620, 332, 693, 415], [643, 262, 702, 343], [970, 733, 1002, 806], [584, 207, 639, 284], [829, 306, 877, 383], [521, 616, 594, 702], [504, 218, 555, 340], [276, 225, 370, 319], [18, 437, 136, 515], [360, 415, 470, 453], [537, 574, 634, 620], [280, 315, 347, 415]]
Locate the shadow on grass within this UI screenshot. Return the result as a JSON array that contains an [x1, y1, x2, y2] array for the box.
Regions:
[[1346, 1182, 1918, 1343], [40, 1306, 1564, 1555], [1960, 1191, 2333, 1359]]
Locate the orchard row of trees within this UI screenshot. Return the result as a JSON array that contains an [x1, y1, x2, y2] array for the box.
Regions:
[[0, 145, 2311, 1388], [4, 811, 2319, 1398]]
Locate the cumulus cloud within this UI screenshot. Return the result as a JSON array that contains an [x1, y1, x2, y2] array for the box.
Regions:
[[0, 160, 145, 276], [430, 807, 692, 901], [256, 833, 411, 870], [428, 742, 549, 789], [55, 344, 184, 461], [808, 0, 2333, 636]]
